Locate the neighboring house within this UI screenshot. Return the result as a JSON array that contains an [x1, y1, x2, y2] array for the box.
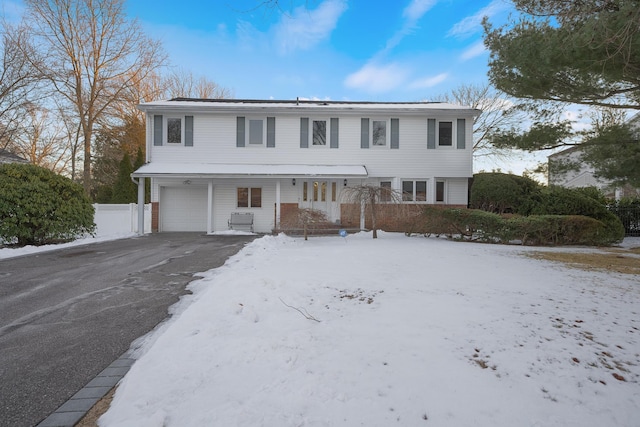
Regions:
[[0, 148, 29, 164], [548, 112, 640, 199], [132, 98, 480, 234]]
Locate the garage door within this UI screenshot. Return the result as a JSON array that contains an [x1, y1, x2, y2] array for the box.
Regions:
[[160, 186, 208, 231]]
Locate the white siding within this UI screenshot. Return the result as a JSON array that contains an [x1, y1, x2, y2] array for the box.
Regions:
[[150, 114, 473, 179], [142, 104, 477, 232], [447, 178, 468, 205]]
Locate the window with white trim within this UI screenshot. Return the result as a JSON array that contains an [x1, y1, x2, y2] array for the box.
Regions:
[[312, 120, 326, 146], [237, 188, 262, 208], [438, 121, 453, 146], [167, 117, 182, 144], [237, 117, 275, 148], [380, 181, 392, 202], [248, 119, 264, 145], [402, 180, 427, 202], [436, 181, 445, 203], [372, 120, 387, 146]]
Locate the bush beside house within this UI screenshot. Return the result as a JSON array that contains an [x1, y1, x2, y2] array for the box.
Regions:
[[404, 173, 624, 246], [0, 163, 95, 246]]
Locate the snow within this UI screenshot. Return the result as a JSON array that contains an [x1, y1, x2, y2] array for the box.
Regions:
[[98, 232, 640, 427], [0, 233, 136, 260], [131, 163, 368, 178]]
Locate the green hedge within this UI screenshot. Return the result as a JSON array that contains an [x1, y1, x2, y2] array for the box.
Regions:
[[0, 163, 95, 246], [408, 206, 623, 246]]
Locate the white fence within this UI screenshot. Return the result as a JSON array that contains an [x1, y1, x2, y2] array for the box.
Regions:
[[93, 204, 151, 236]]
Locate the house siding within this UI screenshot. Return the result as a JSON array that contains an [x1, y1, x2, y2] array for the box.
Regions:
[[137, 100, 478, 233]]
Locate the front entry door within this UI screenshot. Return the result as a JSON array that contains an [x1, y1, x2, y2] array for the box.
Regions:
[[302, 180, 339, 221]]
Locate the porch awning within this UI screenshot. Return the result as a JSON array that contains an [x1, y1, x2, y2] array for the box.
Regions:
[[131, 163, 368, 179]]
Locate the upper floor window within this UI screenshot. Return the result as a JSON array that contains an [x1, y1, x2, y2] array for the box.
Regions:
[[438, 121, 452, 146], [361, 118, 398, 149], [313, 120, 327, 146], [237, 117, 275, 148], [167, 118, 182, 144], [249, 119, 264, 145], [300, 118, 339, 148], [372, 120, 387, 146], [153, 115, 193, 146], [427, 118, 465, 149]]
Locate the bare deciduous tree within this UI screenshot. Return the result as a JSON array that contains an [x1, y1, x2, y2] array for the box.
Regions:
[[9, 104, 71, 174], [0, 21, 43, 150], [430, 83, 525, 160], [25, 0, 167, 193], [164, 68, 234, 99], [341, 184, 402, 239]]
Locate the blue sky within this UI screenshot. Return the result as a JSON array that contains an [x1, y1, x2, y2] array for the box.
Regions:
[[6, 0, 546, 174], [3, 0, 514, 100], [122, 0, 514, 101]]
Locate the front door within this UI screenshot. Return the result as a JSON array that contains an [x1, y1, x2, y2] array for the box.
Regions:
[[301, 180, 339, 222]]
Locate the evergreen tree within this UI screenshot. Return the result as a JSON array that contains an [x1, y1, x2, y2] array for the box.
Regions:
[[111, 152, 136, 203]]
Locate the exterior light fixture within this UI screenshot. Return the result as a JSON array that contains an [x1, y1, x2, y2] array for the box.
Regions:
[[343, 179, 347, 186], [292, 178, 296, 186]]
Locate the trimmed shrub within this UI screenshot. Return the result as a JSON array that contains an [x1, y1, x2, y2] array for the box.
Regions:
[[409, 207, 621, 246], [0, 163, 95, 246], [470, 172, 540, 214]]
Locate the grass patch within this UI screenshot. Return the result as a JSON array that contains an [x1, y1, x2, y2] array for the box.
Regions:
[[528, 247, 640, 275]]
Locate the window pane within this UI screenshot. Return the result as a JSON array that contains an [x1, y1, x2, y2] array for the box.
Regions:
[[321, 182, 326, 202], [303, 182, 308, 201], [167, 118, 181, 143], [249, 119, 263, 144], [416, 181, 427, 201], [373, 120, 386, 146], [439, 121, 452, 146], [402, 181, 413, 201], [380, 181, 391, 202], [313, 120, 326, 145], [313, 181, 319, 201], [251, 188, 262, 208], [237, 188, 248, 207], [332, 182, 337, 202], [436, 181, 445, 202]]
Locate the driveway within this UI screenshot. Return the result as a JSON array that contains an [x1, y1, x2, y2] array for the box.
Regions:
[[0, 233, 257, 427]]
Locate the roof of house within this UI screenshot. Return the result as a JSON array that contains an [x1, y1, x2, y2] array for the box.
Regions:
[[138, 98, 481, 116], [0, 149, 28, 164]]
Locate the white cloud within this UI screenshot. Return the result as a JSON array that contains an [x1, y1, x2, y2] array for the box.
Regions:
[[460, 41, 486, 61], [403, 0, 438, 23], [274, 0, 347, 55], [448, 0, 510, 38], [344, 62, 410, 93], [380, 0, 438, 54], [409, 73, 449, 89]]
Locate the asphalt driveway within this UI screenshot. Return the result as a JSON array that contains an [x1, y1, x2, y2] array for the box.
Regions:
[[0, 233, 257, 427]]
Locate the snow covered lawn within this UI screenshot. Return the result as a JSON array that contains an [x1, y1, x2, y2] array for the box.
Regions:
[[101, 232, 640, 427]]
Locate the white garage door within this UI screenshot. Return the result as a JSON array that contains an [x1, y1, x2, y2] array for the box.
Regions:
[[160, 186, 208, 231]]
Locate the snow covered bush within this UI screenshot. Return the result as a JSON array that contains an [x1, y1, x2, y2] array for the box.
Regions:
[[0, 163, 95, 246]]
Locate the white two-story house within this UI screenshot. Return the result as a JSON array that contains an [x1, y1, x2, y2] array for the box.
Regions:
[[131, 99, 480, 234]]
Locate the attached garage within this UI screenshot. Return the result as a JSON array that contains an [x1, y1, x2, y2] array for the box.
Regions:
[[159, 186, 208, 232]]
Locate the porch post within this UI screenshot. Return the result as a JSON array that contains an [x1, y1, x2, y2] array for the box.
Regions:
[[137, 177, 145, 235], [360, 199, 365, 230], [276, 180, 281, 229], [207, 180, 214, 234]]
